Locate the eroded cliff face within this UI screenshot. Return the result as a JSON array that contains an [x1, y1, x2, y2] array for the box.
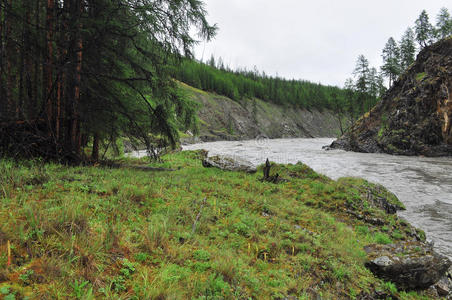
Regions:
[[331, 37, 452, 156], [180, 83, 341, 144]]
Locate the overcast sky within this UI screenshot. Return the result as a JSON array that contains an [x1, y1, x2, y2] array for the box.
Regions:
[[194, 0, 451, 87]]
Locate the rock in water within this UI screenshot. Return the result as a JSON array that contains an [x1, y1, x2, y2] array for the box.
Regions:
[[330, 37, 452, 156], [202, 155, 257, 173], [364, 241, 451, 290]]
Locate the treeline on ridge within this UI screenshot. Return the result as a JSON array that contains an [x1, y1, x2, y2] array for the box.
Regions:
[[173, 58, 358, 112]]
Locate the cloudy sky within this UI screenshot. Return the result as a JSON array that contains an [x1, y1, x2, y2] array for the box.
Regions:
[[194, 0, 450, 87]]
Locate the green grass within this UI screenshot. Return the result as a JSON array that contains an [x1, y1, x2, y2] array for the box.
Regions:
[[0, 151, 432, 299]]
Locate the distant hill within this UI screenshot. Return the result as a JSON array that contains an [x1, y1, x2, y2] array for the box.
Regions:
[[330, 37, 452, 156]]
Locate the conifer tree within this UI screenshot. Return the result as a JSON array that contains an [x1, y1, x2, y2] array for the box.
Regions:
[[353, 55, 370, 115], [399, 28, 417, 71], [368, 67, 379, 99], [435, 7, 452, 39], [376, 72, 387, 99], [415, 10, 434, 48], [381, 37, 401, 87]]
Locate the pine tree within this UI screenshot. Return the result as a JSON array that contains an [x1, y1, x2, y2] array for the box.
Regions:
[[415, 10, 434, 48], [399, 28, 416, 71], [435, 7, 452, 39], [381, 37, 401, 87]]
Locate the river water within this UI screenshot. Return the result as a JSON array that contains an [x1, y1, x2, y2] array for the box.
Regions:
[[182, 138, 452, 258]]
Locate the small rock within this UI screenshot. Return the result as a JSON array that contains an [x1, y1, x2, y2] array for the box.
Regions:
[[372, 256, 393, 267]]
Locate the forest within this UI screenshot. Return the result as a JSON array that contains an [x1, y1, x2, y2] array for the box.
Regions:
[[0, 0, 216, 161], [173, 57, 382, 130]]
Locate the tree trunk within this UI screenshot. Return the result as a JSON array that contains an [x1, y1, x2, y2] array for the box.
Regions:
[[71, 0, 83, 156], [56, 72, 62, 140], [5, 0, 13, 118], [92, 133, 99, 161], [32, 0, 41, 120], [45, 0, 55, 133], [0, 1, 4, 119], [25, 0, 33, 119]]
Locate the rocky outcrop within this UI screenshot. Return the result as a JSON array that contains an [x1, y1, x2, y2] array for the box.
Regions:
[[202, 154, 257, 173], [330, 37, 452, 156], [179, 83, 340, 144], [364, 241, 451, 291]]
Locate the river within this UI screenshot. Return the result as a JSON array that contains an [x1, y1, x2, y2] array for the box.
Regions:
[[182, 138, 452, 258]]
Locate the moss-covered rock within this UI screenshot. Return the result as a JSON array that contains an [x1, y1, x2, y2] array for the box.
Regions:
[[364, 241, 451, 291]]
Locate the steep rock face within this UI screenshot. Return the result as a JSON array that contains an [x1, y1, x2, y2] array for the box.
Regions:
[[179, 83, 341, 144], [330, 38, 452, 156]]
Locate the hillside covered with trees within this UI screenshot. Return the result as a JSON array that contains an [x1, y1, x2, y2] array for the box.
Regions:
[[174, 58, 349, 111]]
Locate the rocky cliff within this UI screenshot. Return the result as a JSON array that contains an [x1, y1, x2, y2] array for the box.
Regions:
[[330, 37, 452, 156], [179, 83, 341, 144]]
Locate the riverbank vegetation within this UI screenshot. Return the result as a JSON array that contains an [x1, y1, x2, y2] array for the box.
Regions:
[[0, 151, 435, 299]]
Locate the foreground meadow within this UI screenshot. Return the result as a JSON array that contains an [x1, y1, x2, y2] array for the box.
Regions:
[[0, 151, 430, 299]]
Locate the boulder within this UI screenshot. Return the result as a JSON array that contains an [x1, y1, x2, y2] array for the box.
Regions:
[[364, 241, 451, 290], [202, 155, 257, 173]]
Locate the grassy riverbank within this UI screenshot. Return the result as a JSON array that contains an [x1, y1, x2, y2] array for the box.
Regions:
[[0, 151, 432, 299]]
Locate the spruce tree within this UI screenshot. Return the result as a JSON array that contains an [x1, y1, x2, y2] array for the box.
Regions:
[[381, 37, 401, 87], [399, 28, 417, 71], [353, 55, 370, 115], [376, 72, 387, 99], [415, 10, 434, 48], [344, 78, 357, 122], [368, 67, 379, 99], [435, 7, 452, 39]]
